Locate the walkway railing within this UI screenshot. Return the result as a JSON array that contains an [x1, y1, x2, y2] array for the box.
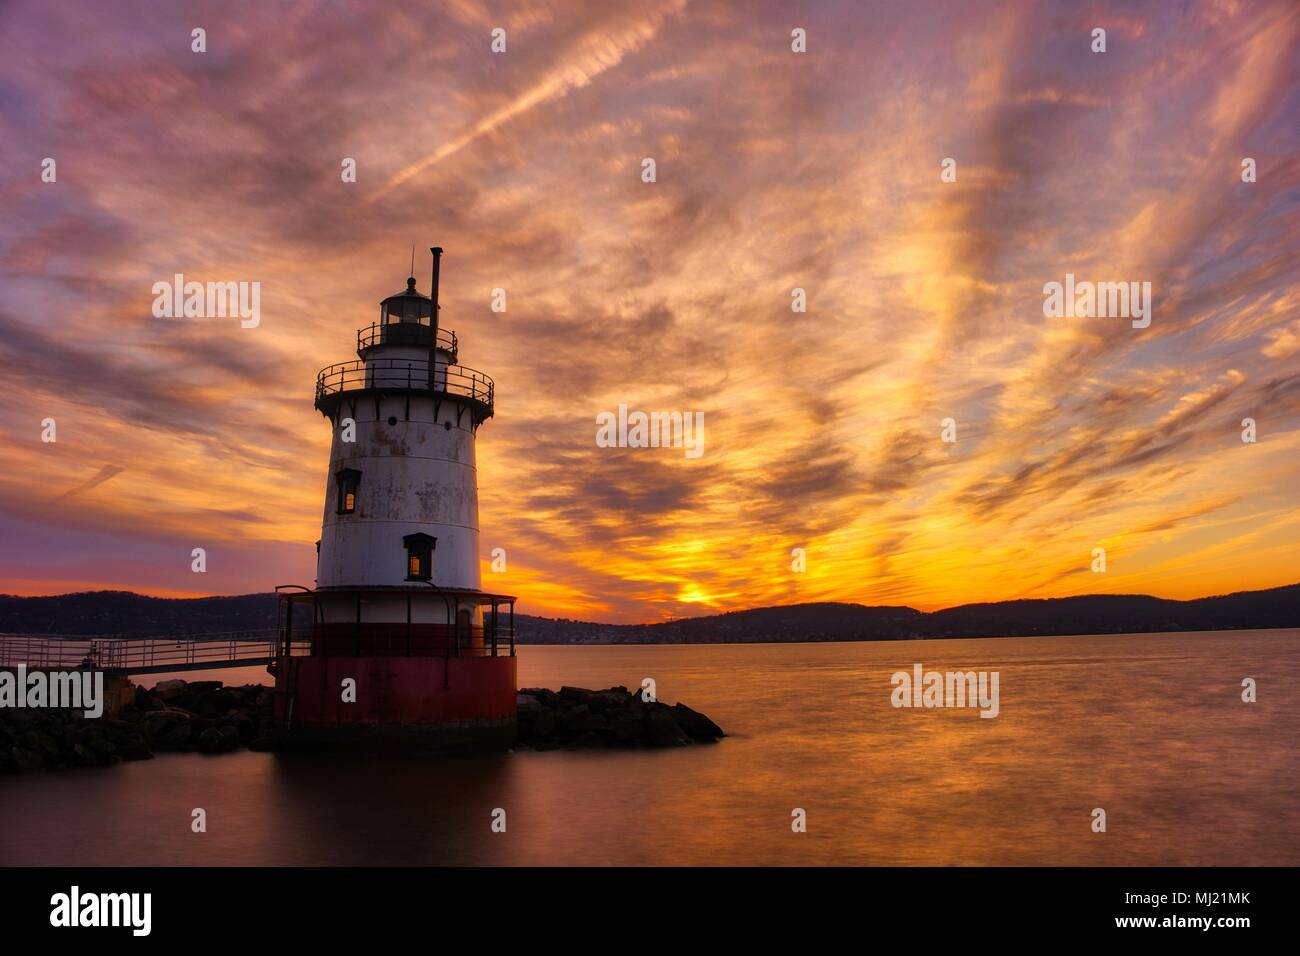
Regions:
[[0, 632, 311, 675]]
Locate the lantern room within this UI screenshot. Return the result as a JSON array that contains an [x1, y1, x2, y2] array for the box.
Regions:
[[381, 277, 434, 326]]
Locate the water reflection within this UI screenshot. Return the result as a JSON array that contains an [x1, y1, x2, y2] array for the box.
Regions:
[[1, 631, 1296, 866]]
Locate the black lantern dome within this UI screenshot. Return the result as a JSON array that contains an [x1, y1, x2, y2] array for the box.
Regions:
[[381, 276, 434, 325]]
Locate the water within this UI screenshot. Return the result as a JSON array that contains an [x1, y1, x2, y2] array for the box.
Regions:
[[1, 630, 1295, 866]]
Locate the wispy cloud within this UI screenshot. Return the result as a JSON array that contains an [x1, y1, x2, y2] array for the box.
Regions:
[[0, 0, 1297, 620]]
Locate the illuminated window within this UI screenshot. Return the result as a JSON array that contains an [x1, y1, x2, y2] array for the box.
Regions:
[[403, 532, 435, 582], [336, 469, 361, 515]]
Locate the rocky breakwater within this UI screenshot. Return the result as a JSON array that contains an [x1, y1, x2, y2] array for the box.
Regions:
[[131, 679, 275, 756], [3, 679, 725, 771], [516, 685, 725, 749], [1, 678, 273, 773]]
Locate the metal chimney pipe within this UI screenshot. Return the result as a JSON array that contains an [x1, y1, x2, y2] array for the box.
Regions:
[[429, 247, 443, 331], [428, 246, 443, 393]]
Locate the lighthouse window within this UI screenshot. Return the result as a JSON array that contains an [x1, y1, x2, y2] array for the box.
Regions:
[[403, 532, 435, 582], [336, 469, 361, 515]]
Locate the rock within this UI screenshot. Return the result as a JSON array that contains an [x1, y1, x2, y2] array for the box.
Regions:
[[606, 714, 644, 744], [521, 687, 562, 708], [586, 689, 629, 713], [152, 679, 188, 701], [197, 725, 239, 755], [226, 711, 256, 742], [506, 684, 723, 752], [22, 729, 62, 760], [154, 717, 194, 749], [117, 736, 153, 761], [671, 703, 725, 741], [86, 735, 117, 758], [530, 709, 559, 741], [561, 709, 607, 735], [645, 709, 691, 747], [10, 746, 44, 771], [2, 676, 724, 773]]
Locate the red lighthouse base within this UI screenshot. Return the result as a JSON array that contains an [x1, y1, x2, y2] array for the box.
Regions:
[[271, 587, 519, 753], [272, 654, 517, 752]]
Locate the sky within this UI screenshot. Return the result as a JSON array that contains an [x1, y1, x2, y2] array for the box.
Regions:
[[0, 0, 1297, 623]]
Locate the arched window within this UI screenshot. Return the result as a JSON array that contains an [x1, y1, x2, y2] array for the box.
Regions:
[[403, 532, 435, 582], [336, 468, 361, 515]]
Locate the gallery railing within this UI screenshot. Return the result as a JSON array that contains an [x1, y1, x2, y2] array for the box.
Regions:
[[356, 322, 458, 359], [314, 359, 494, 417]]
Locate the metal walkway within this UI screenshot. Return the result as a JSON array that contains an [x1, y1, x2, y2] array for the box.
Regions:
[[0, 631, 311, 676]]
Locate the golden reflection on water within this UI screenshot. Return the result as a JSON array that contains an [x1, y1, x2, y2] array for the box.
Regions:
[[1, 631, 1295, 866]]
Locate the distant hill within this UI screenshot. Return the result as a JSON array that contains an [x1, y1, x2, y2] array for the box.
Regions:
[[0, 591, 279, 637], [515, 585, 1300, 643], [0, 585, 1296, 642], [520, 603, 925, 644]]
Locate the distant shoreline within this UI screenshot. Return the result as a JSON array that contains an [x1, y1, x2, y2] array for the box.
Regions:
[[1, 584, 1296, 644], [510, 625, 1298, 646]]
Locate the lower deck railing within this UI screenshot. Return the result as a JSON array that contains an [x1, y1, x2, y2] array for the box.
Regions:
[[0, 633, 312, 675]]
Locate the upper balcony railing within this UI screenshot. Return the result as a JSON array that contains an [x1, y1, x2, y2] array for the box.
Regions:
[[315, 358, 494, 422], [356, 322, 457, 360]]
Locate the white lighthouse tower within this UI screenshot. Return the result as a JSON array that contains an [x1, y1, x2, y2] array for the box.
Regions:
[[273, 247, 517, 751]]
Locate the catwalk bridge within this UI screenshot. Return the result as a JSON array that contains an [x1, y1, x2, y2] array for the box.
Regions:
[[0, 630, 312, 676]]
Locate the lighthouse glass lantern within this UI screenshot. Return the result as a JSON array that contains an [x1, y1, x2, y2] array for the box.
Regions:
[[271, 247, 516, 752]]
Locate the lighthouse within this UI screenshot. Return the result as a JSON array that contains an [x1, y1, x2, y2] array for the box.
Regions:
[[271, 247, 517, 751]]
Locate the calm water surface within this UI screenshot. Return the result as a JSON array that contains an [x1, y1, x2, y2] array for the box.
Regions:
[[1, 630, 1296, 866]]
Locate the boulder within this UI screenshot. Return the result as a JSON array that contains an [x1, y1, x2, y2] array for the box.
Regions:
[[606, 714, 644, 744], [152, 679, 187, 701], [587, 689, 629, 713], [197, 725, 239, 755], [117, 735, 153, 761], [671, 703, 725, 741], [530, 710, 559, 741], [10, 746, 44, 771], [645, 709, 691, 747], [565, 712, 609, 735]]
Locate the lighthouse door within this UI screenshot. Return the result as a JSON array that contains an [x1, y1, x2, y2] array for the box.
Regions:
[[456, 607, 472, 650]]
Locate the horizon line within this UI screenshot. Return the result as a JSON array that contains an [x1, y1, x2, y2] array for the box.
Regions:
[[2, 581, 1296, 629]]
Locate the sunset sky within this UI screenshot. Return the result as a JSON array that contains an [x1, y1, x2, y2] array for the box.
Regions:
[[1, 0, 1298, 623]]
